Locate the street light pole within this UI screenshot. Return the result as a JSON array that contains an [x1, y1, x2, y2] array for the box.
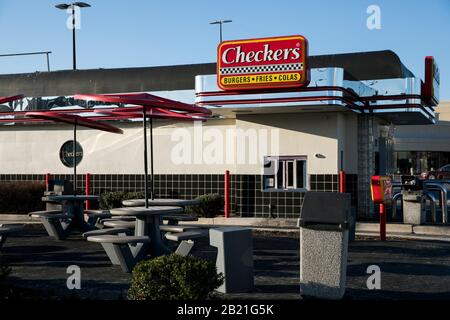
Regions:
[[55, 2, 91, 70], [0, 51, 52, 72], [210, 20, 232, 43], [72, 5, 76, 70]]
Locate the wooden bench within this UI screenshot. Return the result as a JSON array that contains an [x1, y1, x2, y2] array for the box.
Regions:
[[0, 223, 25, 250], [87, 234, 151, 272]]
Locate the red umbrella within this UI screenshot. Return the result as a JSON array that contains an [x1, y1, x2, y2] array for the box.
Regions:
[[26, 111, 123, 194], [74, 93, 211, 207], [0, 94, 24, 105], [93, 106, 209, 121]]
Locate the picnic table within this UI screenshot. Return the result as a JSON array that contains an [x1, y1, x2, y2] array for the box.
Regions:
[[37, 195, 99, 239], [121, 198, 200, 225], [109, 206, 183, 257]]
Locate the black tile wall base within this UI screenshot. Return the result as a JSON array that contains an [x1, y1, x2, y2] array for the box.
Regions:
[[0, 173, 358, 218]]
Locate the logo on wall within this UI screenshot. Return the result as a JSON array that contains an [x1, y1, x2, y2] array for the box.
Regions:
[[217, 35, 309, 91], [59, 140, 83, 168]]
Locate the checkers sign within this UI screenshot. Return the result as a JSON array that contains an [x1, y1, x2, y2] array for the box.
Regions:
[[217, 35, 309, 91]]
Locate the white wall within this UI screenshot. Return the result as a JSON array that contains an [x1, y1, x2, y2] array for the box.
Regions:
[[234, 113, 341, 174], [0, 112, 357, 175], [0, 120, 237, 174]]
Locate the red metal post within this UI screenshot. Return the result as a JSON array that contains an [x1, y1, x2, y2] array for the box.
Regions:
[[339, 170, 346, 193], [45, 173, 51, 191], [380, 203, 386, 241], [85, 173, 91, 210], [224, 170, 230, 218]]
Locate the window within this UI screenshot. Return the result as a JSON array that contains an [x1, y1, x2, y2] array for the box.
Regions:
[[263, 156, 307, 190], [394, 151, 450, 175]]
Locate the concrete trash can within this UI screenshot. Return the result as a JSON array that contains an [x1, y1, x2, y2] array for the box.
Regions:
[[299, 192, 350, 300], [402, 190, 425, 225], [209, 227, 254, 293]]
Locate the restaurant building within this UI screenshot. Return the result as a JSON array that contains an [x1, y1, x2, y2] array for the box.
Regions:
[[394, 101, 449, 175], [0, 37, 441, 219]]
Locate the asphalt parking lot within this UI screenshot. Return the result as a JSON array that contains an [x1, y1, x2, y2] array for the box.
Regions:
[[2, 227, 450, 300]]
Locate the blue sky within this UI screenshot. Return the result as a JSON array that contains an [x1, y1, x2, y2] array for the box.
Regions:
[[0, 0, 449, 99]]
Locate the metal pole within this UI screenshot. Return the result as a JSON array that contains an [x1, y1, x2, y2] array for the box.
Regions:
[[339, 170, 346, 193], [45, 173, 51, 192], [380, 203, 386, 241], [0, 52, 52, 72], [143, 108, 149, 208], [224, 170, 230, 218], [150, 117, 154, 200], [46, 52, 50, 72], [73, 121, 77, 195], [219, 22, 222, 43], [72, 5, 76, 70], [85, 173, 90, 210]]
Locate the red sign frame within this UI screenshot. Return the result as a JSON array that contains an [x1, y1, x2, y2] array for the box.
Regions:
[[421, 56, 440, 107], [217, 35, 309, 91]]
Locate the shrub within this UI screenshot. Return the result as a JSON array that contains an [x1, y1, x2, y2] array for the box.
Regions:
[[0, 258, 11, 296], [187, 193, 224, 218], [99, 191, 145, 209], [0, 182, 45, 214], [127, 254, 223, 300], [0, 263, 11, 283]]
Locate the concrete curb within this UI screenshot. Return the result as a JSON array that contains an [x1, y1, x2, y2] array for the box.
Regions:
[[188, 217, 299, 228], [413, 225, 450, 237], [356, 231, 450, 242], [4, 214, 450, 239], [0, 214, 37, 222], [356, 222, 413, 234]]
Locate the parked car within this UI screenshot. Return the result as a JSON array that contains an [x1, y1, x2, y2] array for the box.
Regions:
[[420, 164, 450, 180]]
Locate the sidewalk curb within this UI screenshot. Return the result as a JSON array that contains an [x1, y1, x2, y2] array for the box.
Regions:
[[4, 214, 450, 239]]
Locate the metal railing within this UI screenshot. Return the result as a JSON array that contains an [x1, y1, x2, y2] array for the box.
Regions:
[[391, 179, 449, 224], [391, 192, 403, 220], [423, 181, 450, 224], [0, 51, 52, 72], [421, 192, 438, 223]]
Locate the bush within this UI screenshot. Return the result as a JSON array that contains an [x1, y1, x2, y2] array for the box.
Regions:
[[0, 263, 11, 283], [187, 193, 224, 218], [99, 191, 145, 209], [128, 254, 223, 300], [0, 182, 45, 214], [0, 258, 11, 296]]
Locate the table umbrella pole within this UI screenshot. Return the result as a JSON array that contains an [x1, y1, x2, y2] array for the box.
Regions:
[[150, 117, 154, 200], [73, 121, 77, 196], [143, 108, 149, 208]]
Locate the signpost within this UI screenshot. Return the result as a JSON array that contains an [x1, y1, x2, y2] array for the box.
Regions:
[[217, 35, 309, 91], [371, 175, 393, 241]]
